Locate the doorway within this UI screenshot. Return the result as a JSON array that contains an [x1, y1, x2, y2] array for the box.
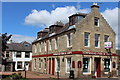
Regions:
[[94, 58, 101, 77], [52, 58, 55, 75]]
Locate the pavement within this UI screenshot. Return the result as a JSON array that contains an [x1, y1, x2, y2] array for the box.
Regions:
[[1, 71, 120, 80]]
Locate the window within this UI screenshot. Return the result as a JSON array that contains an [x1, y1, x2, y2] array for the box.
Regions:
[[84, 32, 90, 47], [34, 45, 37, 53], [25, 52, 30, 58], [66, 58, 71, 72], [44, 58, 46, 69], [67, 33, 71, 47], [94, 17, 99, 26], [44, 41, 46, 51], [17, 62, 22, 69], [39, 43, 41, 52], [49, 39, 52, 50], [83, 58, 91, 73], [16, 52, 21, 58], [56, 58, 60, 72], [6, 52, 9, 57], [55, 38, 58, 49], [39, 58, 41, 69], [104, 59, 110, 72], [104, 35, 109, 42], [34, 59, 36, 69], [95, 34, 100, 48]]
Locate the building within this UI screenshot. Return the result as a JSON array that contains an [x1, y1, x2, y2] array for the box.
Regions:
[[5, 41, 32, 71], [32, 3, 118, 78]]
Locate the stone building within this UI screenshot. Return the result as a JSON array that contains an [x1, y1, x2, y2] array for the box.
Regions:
[[32, 3, 118, 78]]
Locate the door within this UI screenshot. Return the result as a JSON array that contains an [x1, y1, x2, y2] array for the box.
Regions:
[[49, 58, 51, 74], [95, 58, 101, 77], [52, 58, 55, 75]]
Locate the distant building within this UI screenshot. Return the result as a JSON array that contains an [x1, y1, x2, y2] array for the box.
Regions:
[[5, 41, 32, 71], [32, 3, 118, 78]]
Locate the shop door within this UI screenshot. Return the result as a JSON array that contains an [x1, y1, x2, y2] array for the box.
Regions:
[[52, 58, 55, 75], [95, 58, 101, 77], [49, 58, 51, 74]]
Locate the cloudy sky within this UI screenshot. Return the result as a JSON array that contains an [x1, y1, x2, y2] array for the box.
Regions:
[[2, 2, 119, 49]]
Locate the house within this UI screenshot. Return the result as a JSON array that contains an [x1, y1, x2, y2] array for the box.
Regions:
[[5, 41, 32, 71], [32, 3, 118, 78]]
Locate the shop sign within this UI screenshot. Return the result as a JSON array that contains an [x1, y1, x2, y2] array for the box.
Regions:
[[53, 52, 72, 55], [84, 51, 107, 55], [104, 42, 112, 48]]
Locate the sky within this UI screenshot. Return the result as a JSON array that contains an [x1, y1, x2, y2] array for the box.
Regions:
[[1, 2, 119, 49]]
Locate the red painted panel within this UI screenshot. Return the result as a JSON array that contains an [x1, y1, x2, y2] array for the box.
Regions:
[[49, 59, 51, 74], [72, 61, 75, 68], [96, 58, 101, 77], [52, 58, 55, 75]]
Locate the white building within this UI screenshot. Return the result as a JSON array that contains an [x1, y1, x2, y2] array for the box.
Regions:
[[6, 41, 32, 71]]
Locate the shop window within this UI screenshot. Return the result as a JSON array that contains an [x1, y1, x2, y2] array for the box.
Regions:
[[39, 58, 41, 69], [72, 61, 75, 68], [66, 58, 71, 72], [83, 58, 90, 73], [34, 59, 36, 69], [44, 58, 47, 69], [104, 59, 110, 72], [104, 35, 109, 42], [94, 17, 99, 26], [112, 62, 116, 68], [25, 52, 30, 58], [56, 58, 60, 72], [84, 32, 90, 47], [16, 52, 21, 58], [95, 34, 100, 48], [17, 62, 22, 69]]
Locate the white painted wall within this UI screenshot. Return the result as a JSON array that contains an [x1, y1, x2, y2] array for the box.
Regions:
[[13, 52, 32, 71]]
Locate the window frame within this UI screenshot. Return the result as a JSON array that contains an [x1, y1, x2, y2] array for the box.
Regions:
[[25, 52, 30, 58], [67, 33, 72, 48], [104, 35, 109, 42], [66, 57, 71, 73], [95, 34, 100, 48], [55, 58, 60, 72], [82, 57, 91, 74], [84, 32, 90, 47], [49, 39, 52, 50], [55, 38, 58, 49], [16, 52, 21, 58], [94, 17, 99, 27], [17, 61, 22, 69]]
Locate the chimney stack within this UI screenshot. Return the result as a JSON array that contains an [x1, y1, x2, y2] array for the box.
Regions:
[[91, 3, 100, 13]]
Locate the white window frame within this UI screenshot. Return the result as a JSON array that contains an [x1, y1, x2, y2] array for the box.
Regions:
[[95, 34, 100, 48], [39, 43, 41, 52], [94, 17, 99, 27], [44, 41, 46, 52], [84, 32, 90, 47], [104, 58, 111, 74], [34, 59, 36, 69], [55, 38, 58, 49], [34, 45, 37, 53], [49, 39, 52, 50], [55, 58, 60, 72], [67, 33, 72, 48], [39, 58, 41, 69], [104, 35, 109, 42], [66, 57, 71, 73], [82, 57, 91, 74], [44, 58, 47, 70]]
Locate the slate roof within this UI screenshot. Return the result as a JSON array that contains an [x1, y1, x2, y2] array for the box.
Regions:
[[6, 41, 32, 52], [33, 13, 87, 44]]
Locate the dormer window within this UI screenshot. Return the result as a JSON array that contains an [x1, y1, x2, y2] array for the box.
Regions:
[[94, 17, 99, 26]]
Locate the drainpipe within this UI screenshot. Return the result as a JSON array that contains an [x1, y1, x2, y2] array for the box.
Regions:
[[46, 40, 49, 74]]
